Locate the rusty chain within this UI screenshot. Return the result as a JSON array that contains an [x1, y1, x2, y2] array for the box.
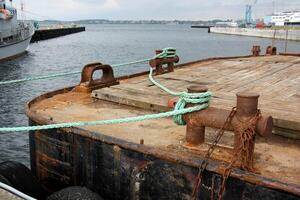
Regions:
[[217, 110, 262, 200], [190, 107, 237, 200], [191, 108, 262, 200]]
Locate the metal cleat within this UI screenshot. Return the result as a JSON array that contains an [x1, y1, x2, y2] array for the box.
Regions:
[[74, 63, 119, 93], [149, 49, 179, 75]]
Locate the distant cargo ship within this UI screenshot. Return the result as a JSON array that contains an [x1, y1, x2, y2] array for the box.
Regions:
[[0, 0, 34, 61]]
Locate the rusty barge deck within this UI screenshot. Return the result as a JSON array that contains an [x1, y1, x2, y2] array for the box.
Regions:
[[26, 54, 300, 199]]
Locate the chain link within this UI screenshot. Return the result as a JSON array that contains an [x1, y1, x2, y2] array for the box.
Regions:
[[190, 108, 261, 200], [190, 107, 237, 200], [217, 110, 262, 200]]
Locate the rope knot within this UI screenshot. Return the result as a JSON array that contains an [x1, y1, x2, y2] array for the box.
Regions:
[[154, 47, 177, 59], [173, 91, 212, 125], [148, 47, 212, 125]]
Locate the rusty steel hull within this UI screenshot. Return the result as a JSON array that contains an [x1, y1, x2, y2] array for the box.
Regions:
[[28, 122, 299, 200], [25, 87, 300, 200]]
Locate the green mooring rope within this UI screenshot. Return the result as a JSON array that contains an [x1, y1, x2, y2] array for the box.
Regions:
[[0, 104, 208, 132], [0, 47, 211, 132], [148, 67, 211, 125], [0, 70, 82, 85], [0, 47, 177, 85], [0, 58, 153, 85]]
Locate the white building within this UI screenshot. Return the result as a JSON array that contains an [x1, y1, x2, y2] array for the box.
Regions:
[[264, 11, 300, 26], [287, 12, 300, 23], [215, 21, 238, 28]]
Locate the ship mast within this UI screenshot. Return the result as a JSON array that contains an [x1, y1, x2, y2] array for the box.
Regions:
[[20, 0, 26, 21]]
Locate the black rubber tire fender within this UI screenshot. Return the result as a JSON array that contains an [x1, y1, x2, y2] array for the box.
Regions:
[[47, 186, 104, 200], [0, 174, 12, 186], [0, 161, 50, 199]]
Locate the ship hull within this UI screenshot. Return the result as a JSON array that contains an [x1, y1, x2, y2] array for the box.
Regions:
[[27, 118, 300, 200], [0, 36, 32, 62], [26, 86, 300, 200]]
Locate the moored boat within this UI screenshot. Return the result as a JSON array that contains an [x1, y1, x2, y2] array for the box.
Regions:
[[0, 0, 34, 61], [24, 48, 300, 199]]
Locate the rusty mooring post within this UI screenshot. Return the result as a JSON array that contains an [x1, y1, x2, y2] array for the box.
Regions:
[[185, 85, 208, 145], [149, 49, 179, 75], [183, 87, 273, 168], [266, 46, 277, 55], [251, 46, 261, 56], [234, 92, 259, 167]]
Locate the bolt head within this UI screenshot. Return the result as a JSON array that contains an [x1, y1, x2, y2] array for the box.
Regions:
[[236, 92, 259, 99]]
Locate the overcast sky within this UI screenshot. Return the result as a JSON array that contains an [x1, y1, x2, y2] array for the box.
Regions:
[[11, 0, 300, 21]]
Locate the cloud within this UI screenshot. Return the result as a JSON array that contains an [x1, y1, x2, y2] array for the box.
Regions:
[[102, 0, 119, 9], [11, 0, 300, 21]]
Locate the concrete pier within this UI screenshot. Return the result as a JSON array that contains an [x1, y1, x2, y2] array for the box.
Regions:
[[191, 25, 212, 29], [30, 26, 85, 43], [210, 27, 300, 41]]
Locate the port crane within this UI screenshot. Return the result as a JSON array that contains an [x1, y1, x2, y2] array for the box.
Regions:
[[245, 0, 258, 25]]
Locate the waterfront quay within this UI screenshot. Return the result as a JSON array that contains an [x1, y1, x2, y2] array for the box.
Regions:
[[210, 27, 300, 41], [30, 26, 86, 43]]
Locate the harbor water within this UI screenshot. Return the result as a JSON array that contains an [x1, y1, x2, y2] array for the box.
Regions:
[[0, 24, 299, 167]]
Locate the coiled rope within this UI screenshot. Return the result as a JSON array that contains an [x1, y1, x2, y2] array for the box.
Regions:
[[0, 47, 211, 132]]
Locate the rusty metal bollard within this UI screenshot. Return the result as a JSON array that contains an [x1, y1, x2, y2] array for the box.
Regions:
[[185, 85, 209, 145], [149, 49, 179, 75], [251, 46, 261, 56], [74, 63, 119, 93], [266, 46, 277, 55], [183, 86, 273, 167]]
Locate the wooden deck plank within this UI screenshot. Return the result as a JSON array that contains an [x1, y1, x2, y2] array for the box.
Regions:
[[93, 55, 300, 138]]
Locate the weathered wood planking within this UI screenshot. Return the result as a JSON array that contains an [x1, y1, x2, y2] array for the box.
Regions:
[[93, 55, 300, 139]]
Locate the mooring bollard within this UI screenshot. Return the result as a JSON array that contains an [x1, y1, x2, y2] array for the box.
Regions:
[[266, 46, 277, 55], [183, 86, 273, 168], [149, 49, 179, 75], [185, 85, 209, 145], [251, 46, 261, 56]]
